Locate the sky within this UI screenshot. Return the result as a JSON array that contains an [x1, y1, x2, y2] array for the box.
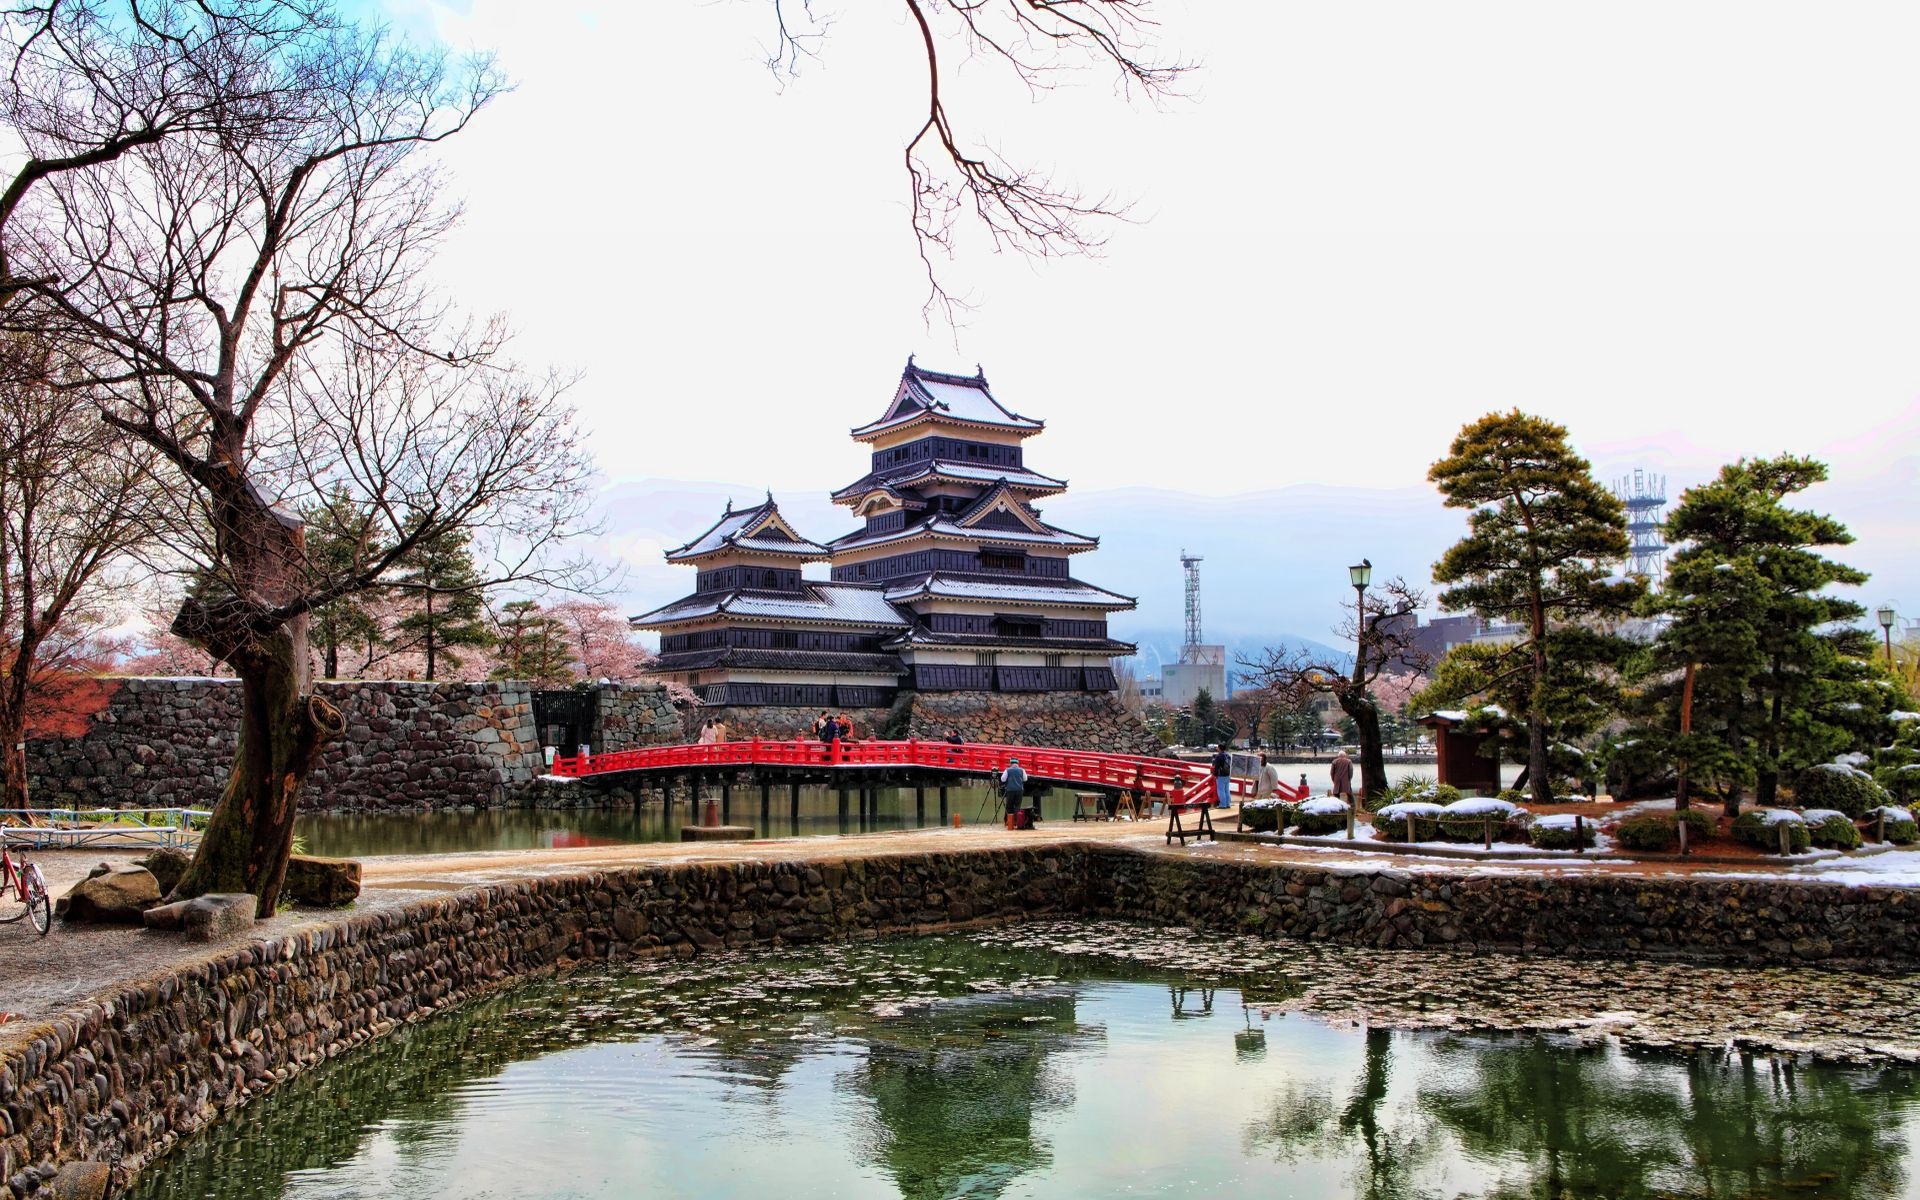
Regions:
[[376, 0, 1920, 649]]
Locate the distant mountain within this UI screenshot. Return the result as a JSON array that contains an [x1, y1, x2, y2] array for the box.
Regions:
[[593, 478, 1465, 661]]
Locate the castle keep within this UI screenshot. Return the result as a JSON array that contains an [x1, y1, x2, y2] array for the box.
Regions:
[[634, 360, 1137, 712]]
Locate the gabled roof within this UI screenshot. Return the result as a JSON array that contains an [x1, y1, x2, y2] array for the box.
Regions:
[[830, 461, 1068, 505], [851, 359, 1044, 441], [631, 583, 912, 630], [952, 481, 1050, 533], [882, 573, 1138, 612], [664, 496, 830, 564], [827, 512, 1099, 555]]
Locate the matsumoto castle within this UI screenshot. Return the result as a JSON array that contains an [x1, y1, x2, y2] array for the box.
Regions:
[[634, 360, 1138, 711]]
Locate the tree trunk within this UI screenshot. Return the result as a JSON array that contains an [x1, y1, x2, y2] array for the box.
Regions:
[[1527, 580, 1552, 806], [423, 591, 437, 681], [1340, 692, 1389, 803], [0, 705, 27, 813], [323, 635, 339, 681], [169, 622, 343, 915], [167, 482, 343, 917]]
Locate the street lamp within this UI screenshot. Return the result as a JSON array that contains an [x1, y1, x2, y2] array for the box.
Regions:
[[1879, 603, 1897, 667], [1348, 559, 1372, 671]]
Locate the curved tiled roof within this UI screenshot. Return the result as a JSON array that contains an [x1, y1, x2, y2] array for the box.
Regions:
[[851, 360, 1044, 440], [665, 498, 829, 563], [632, 583, 911, 630]]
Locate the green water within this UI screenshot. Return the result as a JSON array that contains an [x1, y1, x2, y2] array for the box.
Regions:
[[131, 928, 1920, 1200], [294, 783, 1009, 857]]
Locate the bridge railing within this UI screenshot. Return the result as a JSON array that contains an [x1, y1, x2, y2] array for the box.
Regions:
[[550, 739, 1311, 806]]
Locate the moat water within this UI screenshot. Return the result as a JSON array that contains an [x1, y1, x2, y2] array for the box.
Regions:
[[296, 764, 1482, 858], [131, 927, 1920, 1200]]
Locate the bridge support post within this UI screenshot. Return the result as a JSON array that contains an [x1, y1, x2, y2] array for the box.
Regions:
[[760, 779, 771, 829], [790, 780, 801, 831], [838, 783, 851, 832], [721, 779, 732, 826], [915, 784, 925, 825], [939, 786, 949, 824]]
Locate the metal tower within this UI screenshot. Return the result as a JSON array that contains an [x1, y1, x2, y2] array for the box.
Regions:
[[1179, 550, 1204, 664], [1613, 469, 1667, 581]]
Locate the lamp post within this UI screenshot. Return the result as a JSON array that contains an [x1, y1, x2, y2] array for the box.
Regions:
[[1348, 559, 1372, 675], [1879, 604, 1897, 668]]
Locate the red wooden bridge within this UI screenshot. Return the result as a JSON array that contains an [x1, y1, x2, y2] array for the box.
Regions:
[[551, 738, 1312, 807]]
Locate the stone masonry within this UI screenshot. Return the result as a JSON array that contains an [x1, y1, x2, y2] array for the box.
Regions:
[[24, 679, 683, 813]]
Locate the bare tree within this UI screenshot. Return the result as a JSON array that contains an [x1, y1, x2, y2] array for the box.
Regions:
[[0, 334, 153, 810], [0, 8, 600, 913], [1239, 579, 1431, 802], [766, 0, 1190, 321]]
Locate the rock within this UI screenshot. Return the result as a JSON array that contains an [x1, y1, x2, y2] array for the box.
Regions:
[[142, 899, 192, 932], [283, 855, 362, 907], [59, 866, 162, 923], [139, 846, 192, 895], [182, 894, 256, 942], [47, 1161, 109, 1200]]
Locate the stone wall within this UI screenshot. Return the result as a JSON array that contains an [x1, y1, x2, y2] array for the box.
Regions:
[[588, 683, 683, 753], [8, 844, 1920, 1195], [686, 704, 898, 742], [26, 679, 545, 812], [903, 691, 1161, 755]]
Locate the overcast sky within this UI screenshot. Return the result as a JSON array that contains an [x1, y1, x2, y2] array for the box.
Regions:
[[385, 0, 1920, 632]]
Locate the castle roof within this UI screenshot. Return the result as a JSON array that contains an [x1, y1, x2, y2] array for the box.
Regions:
[[830, 481, 1098, 555], [831, 461, 1068, 506], [632, 582, 911, 631], [851, 360, 1044, 441], [664, 496, 829, 563], [881, 573, 1137, 612]]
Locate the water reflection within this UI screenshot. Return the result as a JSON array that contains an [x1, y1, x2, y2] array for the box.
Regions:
[[295, 783, 1008, 858], [128, 933, 1920, 1200]]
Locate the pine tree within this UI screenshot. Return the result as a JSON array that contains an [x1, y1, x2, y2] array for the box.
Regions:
[[392, 525, 493, 681], [302, 487, 386, 680], [490, 599, 576, 687], [1429, 411, 1644, 804], [1633, 456, 1882, 814]]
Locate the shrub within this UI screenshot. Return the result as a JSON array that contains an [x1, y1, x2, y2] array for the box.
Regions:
[[1528, 813, 1597, 850], [1793, 761, 1891, 818], [1435, 798, 1527, 843], [1293, 798, 1351, 835], [1239, 800, 1294, 834], [1614, 815, 1678, 851], [1731, 809, 1811, 854], [1497, 788, 1526, 805], [1804, 811, 1862, 850], [1675, 807, 1715, 842], [1612, 808, 1715, 852], [1866, 805, 1919, 845], [1380, 778, 1463, 809], [1371, 801, 1443, 842]]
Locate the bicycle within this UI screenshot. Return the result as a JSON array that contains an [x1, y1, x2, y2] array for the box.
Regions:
[[0, 835, 52, 936]]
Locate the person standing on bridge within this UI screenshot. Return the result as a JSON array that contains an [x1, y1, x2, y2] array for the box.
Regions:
[[1254, 753, 1280, 801], [1210, 744, 1232, 810], [696, 719, 717, 745], [1330, 750, 1354, 802], [1000, 758, 1028, 829]]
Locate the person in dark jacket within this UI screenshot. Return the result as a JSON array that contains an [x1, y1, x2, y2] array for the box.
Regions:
[[1210, 744, 1233, 809], [1330, 751, 1354, 801]]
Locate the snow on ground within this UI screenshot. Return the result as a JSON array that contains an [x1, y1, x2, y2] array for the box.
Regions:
[[1700, 848, 1920, 888]]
